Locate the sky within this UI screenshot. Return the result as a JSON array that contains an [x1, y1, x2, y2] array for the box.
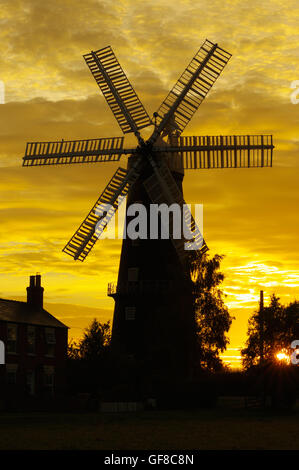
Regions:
[[1, 0, 299, 368]]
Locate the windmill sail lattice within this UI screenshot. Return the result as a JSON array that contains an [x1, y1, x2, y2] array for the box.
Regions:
[[150, 39, 231, 142], [84, 46, 152, 137], [63, 165, 140, 261], [23, 137, 125, 166], [165, 135, 274, 170]]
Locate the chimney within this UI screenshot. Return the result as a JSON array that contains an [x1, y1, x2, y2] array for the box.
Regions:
[[27, 274, 44, 309]]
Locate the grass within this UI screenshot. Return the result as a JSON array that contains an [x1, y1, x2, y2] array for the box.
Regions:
[[0, 405, 298, 450]]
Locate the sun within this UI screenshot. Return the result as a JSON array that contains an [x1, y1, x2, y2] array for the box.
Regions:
[[276, 349, 291, 364]]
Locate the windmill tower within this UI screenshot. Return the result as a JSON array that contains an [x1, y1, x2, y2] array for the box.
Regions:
[[23, 39, 274, 383]]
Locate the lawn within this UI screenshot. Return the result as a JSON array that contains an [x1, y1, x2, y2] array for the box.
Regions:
[[0, 405, 298, 450]]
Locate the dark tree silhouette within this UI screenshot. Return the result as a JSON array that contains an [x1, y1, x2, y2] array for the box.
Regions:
[[66, 319, 112, 401], [68, 318, 111, 361], [188, 252, 234, 372], [241, 295, 299, 369]]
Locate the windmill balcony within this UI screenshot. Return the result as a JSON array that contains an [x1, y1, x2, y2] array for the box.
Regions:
[[107, 280, 182, 297]]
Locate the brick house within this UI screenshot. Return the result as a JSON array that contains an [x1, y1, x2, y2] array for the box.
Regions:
[[0, 275, 68, 399]]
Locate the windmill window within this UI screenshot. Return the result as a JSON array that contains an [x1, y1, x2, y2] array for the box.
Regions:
[[125, 307, 136, 321], [128, 267, 139, 282]]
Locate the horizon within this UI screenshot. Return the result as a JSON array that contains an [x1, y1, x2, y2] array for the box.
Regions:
[[3, 289, 298, 369]]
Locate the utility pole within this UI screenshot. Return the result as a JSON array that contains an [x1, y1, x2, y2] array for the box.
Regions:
[[259, 290, 264, 364]]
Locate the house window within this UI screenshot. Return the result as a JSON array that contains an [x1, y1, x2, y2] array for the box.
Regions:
[[6, 364, 18, 385], [45, 328, 56, 357], [7, 323, 17, 353], [27, 326, 36, 354], [26, 369, 35, 395], [43, 366, 54, 394], [128, 267, 139, 282], [125, 307, 136, 321]]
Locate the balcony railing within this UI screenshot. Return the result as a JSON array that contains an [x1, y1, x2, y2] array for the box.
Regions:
[[107, 280, 183, 297]]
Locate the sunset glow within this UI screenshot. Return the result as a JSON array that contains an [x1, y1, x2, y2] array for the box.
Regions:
[[1, 0, 299, 369], [276, 350, 291, 364]]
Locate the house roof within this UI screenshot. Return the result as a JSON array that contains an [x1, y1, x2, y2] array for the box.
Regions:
[[0, 298, 68, 329]]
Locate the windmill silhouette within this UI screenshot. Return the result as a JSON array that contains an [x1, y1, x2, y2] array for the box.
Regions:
[[23, 39, 274, 381]]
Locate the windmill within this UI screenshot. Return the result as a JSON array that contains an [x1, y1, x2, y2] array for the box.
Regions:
[[23, 39, 274, 381]]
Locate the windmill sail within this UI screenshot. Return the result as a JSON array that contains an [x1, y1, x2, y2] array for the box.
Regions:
[[23, 137, 125, 166], [150, 39, 231, 143], [63, 165, 140, 261], [157, 134, 274, 170], [84, 46, 151, 137]]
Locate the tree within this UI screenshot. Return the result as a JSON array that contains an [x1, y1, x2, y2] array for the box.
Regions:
[[188, 252, 234, 372], [67, 318, 111, 362], [66, 319, 112, 398], [281, 301, 299, 349], [241, 295, 299, 369]]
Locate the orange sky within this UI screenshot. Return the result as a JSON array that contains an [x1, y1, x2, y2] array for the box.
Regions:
[[1, 0, 299, 368]]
